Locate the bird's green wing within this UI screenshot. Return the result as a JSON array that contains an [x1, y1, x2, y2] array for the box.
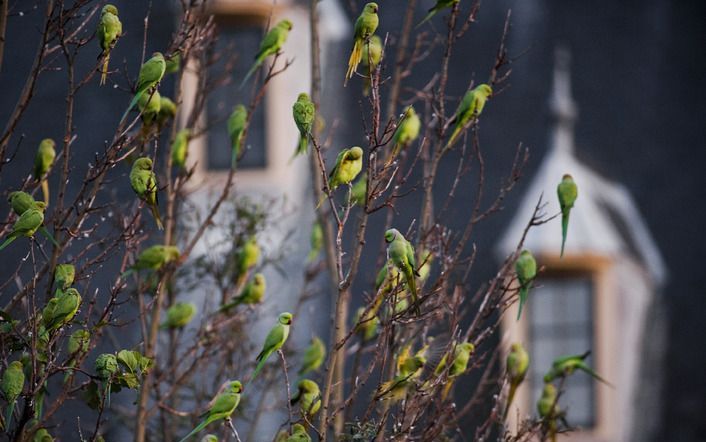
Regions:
[[258, 323, 285, 360]]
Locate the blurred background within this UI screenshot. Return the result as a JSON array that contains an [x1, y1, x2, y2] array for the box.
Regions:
[[0, 0, 704, 441]]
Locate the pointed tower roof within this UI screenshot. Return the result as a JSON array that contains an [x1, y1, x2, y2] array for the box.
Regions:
[[494, 47, 667, 286]]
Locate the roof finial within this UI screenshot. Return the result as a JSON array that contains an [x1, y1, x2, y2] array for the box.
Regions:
[[549, 45, 578, 153]]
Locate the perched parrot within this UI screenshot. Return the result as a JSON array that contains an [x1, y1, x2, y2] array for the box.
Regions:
[[375, 262, 402, 297], [537, 383, 559, 442], [360, 35, 382, 96], [446, 83, 493, 149], [417, 249, 433, 285], [433, 341, 474, 400], [504, 342, 529, 418], [292, 93, 315, 159], [299, 336, 325, 375], [227, 104, 248, 168], [8, 191, 46, 215], [95, 353, 118, 406], [240, 20, 293, 88], [220, 273, 266, 312], [0, 208, 45, 251], [557, 174, 578, 257], [64, 329, 91, 381], [2, 360, 24, 427], [317, 146, 364, 208], [171, 129, 191, 169], [54, 263, 76, 290], [97, 4, 122, 86], [354, 307, 379, 342], [30, 427, 53, 442], [384, 228, 420, 313], [286, 424, 311, 442], [120, 52, 166, 122], [157, 96, 177, 128], [165, 51, 181, 74], [130, 157, 163, 230], [123, 244, 180, 276], [543, 351, 611, 385], [34, 138, 56, 205], [235, 237, 260, 287], [514, 249, 536, 320], [291, 379, 321, 418], [250, 312, 292, 382], [378, 344, 427, 401], [350, 173, 368, 207], [307, 221, 323, 263], [386, 106, 420, 166], [137, 88, 161, 127], [416, 0, 459, 28], [345, 3, 379, 85], [161, 302, 196, 329], [42, 288, 81, 333]]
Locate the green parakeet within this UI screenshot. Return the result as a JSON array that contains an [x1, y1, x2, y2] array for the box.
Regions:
[[286, 424, 311, 442], [42, 288, 81, 332], [543, 351, 610, 385], [2, 360, 24, 427], [161, 302, 196, 329], [384, 228, 420, 313], [130, 157, 163, 230], [240, 20, 293, 88], [54, 263, 76, 290], [178, 380, 243, 442], [250, 312, 292, 382], [8, 191, 46, 215], [354, 307, 379, 342], [124, 244, 180, 276], [317, 146, 364, 208], [292, 92, 315, 159], [95, 353, 118, 406], [291, 379, 321, 418], [165, 52, 181, 74], [433, 341, 474, 400], [227, 104, 247, 168], [416, 0, 459, 28], [235, 236, 260, 286], [299, 336, 325, 375], [375, 261, 402, 296], [171, 129, 191, 170], [97, 4, 122, 86], [307, 221, 323, 263], [138, 89, 161, 127], [386, 106, 420, 166], [417, 249, 432, 285], [537, 382, 558, 418], [379, 344, 427, 401], [31, 427, 54, 442], [220, 273, 266, 312], [0, 207, 44, 251], [121, 52, 166, 122], [446, 83, 493, 149], [360, 35, 382, 96], [157, 96, 177, 127], [504, 342, 529, 418], [557, 174, 578, 257], [64, 329, 90, 382], [514, 249, 536, 320], [345, 3, 379, 85], [350, 172, 367, 206], [34, 138, 56, 205]]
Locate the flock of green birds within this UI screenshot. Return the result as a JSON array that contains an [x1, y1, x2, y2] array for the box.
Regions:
[[0, 1, 598, 441]]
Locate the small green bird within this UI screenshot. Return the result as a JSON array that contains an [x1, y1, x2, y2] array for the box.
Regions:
[[375, 261, 402, 296], [360, 35, 382, 96], [2, 360, 25, 427], [557, 174, 578, 257], [54, 263, 76, 290], [291, 379, 321, 418], [124, 244, 180, 276], [220, 273, 266, 312], [386, 106, 421, 166], [42, 288, 81, 333], [165, 51, 181, 75], [537, 382, 560, 442], [378, 344, 427, 401], [97, 4, 122, 86], [354, 307, 379, 342], [34, 138, 56, 205], [95, 353, 119, 406], [227, 104, 248, 167], [417, 249, 433, 285], [292, 92, 315, 159], [416, 0, 459, 28], [514, 249, 536, 320], [8, 191, 46, 215], [286, 424, 312, 442], [384, 228, 420, 313], [299, 336, 326, 375], [64, 329, 91, 381], [240, 20, 293, 88], [317, 146, 364, 208], [307, 221, 323, 263], [504, 342, 529, 418], [157, 96, 177, 128], [138, 88, 162, 127], [433, 341, 474, 400], [178, 380, 243, 442], [446, 83, 493, 149], [30, 427, 54, 442], [350, 172, 367, 206], [121, 52, 166, 122], [345, 3, 380, 85], [130, 157, 163, 230], [235, 237, 260, 287], [250, 312, 292, 382], [0, 207, 45, 251], [543, 351, 611, 385], [171, 129, 191, 169], [161, 302, 197, 329]]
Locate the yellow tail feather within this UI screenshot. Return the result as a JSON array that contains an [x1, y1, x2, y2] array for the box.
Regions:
[[150, 204, 164, 230], [41, 179, 50, 205], [345, 39, 363, 86], [100, 54, 110, 86]]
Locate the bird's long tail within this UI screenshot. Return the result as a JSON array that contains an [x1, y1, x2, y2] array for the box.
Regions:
[[41, 179, 50, 205], [578, 362, 613, 387], [178, 419, 209, 442], [240, 56, 264, 90], [516, 286, 528, 321], [0, 235, 16, 251], [297, 134, 308, 157], [120, 91, 143, 123], [150, 204, 164, 230], [416, 8, 439, 28], [503, 382, 519, 419], [441, 378, 455, 401], [446, 123, 462, 149], [560, 210, 570, 257], [405, 267, 420, 315], [231, 141, 241, 169], [100, 53, 110, 86], [39, 227, 59, 248], [249, 351, 269, 384], [385, 143, 402, 167], [316, 192, 328, 210], [345, 39, 364, 86], [5, 402, 15, 428]]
